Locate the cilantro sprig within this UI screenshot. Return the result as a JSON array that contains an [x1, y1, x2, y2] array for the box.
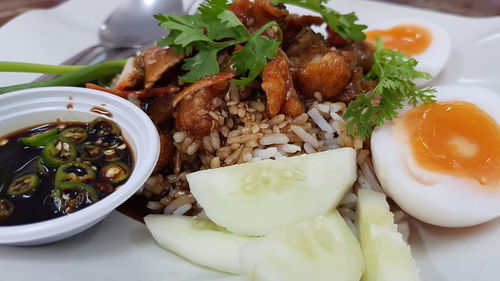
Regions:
[[343, 39, 436, 139], [155, 0, 281, 85], [273, 0, 367, 41], [156, 0, 366, 85]]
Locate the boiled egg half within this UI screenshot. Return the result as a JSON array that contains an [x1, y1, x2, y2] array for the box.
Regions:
[[365, 18, 451, 87], [371, 84, 500, 227]]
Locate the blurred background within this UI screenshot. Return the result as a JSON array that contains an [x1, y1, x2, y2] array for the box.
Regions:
[[1, 0, 500, 27]]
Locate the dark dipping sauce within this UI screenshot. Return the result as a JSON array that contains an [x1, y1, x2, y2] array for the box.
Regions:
[[0, 118, 133, 226]]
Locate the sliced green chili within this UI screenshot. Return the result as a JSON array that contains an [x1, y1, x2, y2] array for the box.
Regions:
[[35, 156, 49, 175], [7, 174, 40, 196], [89, 118, 121, 137], [78, 144, 102, 161], [20, 128, 59, 147], [56, 181, 99, 203], [41, 136, 77, 167], [51, 187, 88, 214], [50, 189, 63, 211], [0, 199, 14, 220], [104, 149, 125, 162], [55, 161, 96, 184], [100, 161, 131, 184], [61, 127, 87, 143]]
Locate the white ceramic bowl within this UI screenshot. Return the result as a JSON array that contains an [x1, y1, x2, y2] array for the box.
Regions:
[[0, 86, 160, 246]]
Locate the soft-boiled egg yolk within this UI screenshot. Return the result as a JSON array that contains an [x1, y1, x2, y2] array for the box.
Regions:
[[365, 19, 451, 87], [371, 85, 500, 227], [366, 24, 432, 55], [396, 101, 500, 186]]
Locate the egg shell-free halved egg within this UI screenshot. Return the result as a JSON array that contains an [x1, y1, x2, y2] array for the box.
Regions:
[[371, 84, 500, 227], [366, 18, 451, 87]]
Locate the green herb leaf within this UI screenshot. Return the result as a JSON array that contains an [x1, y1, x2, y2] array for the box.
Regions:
[[273, 0, 367, 41], [156, 15, 204, 48], [232, 36, 280, 86], [179, 45, 223, 82], [343, 39, 436, 139], [157, 0, 367, 84], [198, 0, 231, 17], [218, 10, 250, 38], [156, 0, 281, 84]]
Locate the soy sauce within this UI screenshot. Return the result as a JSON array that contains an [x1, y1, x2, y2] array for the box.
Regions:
[[0, 120, 133, 226]]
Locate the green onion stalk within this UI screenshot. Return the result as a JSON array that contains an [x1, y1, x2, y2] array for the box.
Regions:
[[0, 59, 127, 94]]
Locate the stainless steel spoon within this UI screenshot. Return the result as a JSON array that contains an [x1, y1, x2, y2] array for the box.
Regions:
[[36, 0, 200, 80], [72, 0, 190, 64]]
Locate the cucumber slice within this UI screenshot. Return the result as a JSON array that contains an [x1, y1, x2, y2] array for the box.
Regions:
[[357, 188, 421, 281], [187, 148, 357, 235], [144, 214, 255, 274], [240, 210, 365, 281]]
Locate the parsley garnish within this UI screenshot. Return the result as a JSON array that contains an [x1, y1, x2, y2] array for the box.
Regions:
[[273, 0, 367, 41], [343, 39, 436, 139], [155, 0, 281, 85]]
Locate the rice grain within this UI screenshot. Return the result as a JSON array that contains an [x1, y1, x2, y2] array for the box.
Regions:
[[303, 142, 317, 153], [225, 146, 243, 165], [185, 141, 200, 155], [278, 144, 301, 154], [308, 107, 333, 133], [292, 113, 308, 124], [210, 157, 221, 169], [290, 125, 319, 148], [269, 114, 285, 125], [202, 135, 214, 153], [253, 147, 278, 159], [210, 131, 221, 150], [260, 133, 289, 145]]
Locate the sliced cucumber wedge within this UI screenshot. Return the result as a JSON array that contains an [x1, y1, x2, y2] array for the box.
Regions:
[[187, 148, 357, 235], [357, 188, 421, 281], [240, 210, 365, 281], [144, 214, 255, 274]]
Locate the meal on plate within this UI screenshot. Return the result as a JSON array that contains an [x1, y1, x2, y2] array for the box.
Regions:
[[0, 0, 499, 280], [0, 118, 132, 225]]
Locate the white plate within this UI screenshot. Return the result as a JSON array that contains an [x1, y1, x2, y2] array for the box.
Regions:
[[1, 0, 500, 280]]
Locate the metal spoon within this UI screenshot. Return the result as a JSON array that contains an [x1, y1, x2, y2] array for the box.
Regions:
[[36, 0, 200, 80], [69, 0, 188, 64]]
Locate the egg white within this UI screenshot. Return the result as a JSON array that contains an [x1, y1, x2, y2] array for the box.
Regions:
[[371, 84, 500, 227], [366, 18, 451, 87]]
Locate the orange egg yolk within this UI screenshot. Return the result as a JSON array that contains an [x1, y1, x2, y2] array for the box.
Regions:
[[366, 24, 432, 56], [396, 101, 500, 186]]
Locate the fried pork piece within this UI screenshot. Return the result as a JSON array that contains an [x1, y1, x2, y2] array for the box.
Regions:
[[335, 67, 363, 103], [261, 56, 303, 117], [176, 88, 215, 139], [286, 27, 330, 65], [283, 15, 323, 48], [142, 46, 184, 89], [155, 128, 176, 173], [325, 26, 350, 47], [335, 67, 378, 104], [296, 50, 352, 99], [114, 57, 144, 90], [148, 94, 176, 125], [286, 27, 354, 99], [174, 73, 234, 139], [340, 41, 375, 73], [230, 0, 288, 33], [113, 46, 184, 90]]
